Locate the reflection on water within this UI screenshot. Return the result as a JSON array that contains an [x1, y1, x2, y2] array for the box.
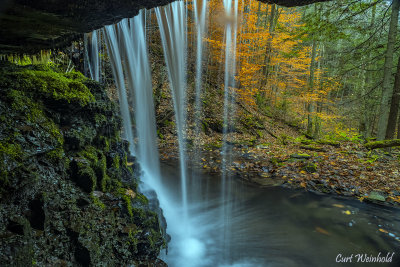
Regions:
[[160, 162, 400, 267]]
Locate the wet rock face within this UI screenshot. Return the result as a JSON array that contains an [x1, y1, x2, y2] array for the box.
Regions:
[[0, 0, 330, 53], [0, 62, 166, 266]]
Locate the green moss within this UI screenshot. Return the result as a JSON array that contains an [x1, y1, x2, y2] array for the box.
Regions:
[[278, 134, 292, 145], [65, 125, 97, 149], [77, 146, 111, 192], [98, 136, 110, 152], [63, 70, 87, 82], [204, 141, 222, 151], [43, 120, 64, 146], [94, 114, 107, 126], [7, 67, 94, 106], [0, 142, 22, 186], [123, 154, 128, 167], [296, 153, 311, 158], [127, 229, 139, 248], [123, 195, 133, 217], [303, 162, 317, 173], [270, 157, 281, 166], [240, 114, 264, 130], [136, 194, 149, 205], [157, 129, 164, 140], [7, 90, 46, 123], [90, 194, 106, 210], [76, 160, 97, 193], [113, 156, 120, 170], [46, 147, 64, 161], [0, 142, 22, 159], [317, 139, 340, 147]]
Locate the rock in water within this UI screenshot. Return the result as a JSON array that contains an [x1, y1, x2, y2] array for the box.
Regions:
[[366, 191, 386, 202]]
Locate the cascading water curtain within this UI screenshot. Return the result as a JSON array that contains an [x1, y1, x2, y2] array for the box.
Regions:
[[84, 30, 101, 82], [191, 0, 209, 201], [115, 12, 162, 187], [155, 1, 189, 228], [102, 25, 136, 155], [221, 0, 239, 262], [88, 6, 209, 266]]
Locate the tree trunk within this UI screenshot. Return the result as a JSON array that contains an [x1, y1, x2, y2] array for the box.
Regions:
[[397, 116, 400, 138], [386, 53, 400, 139], [307, 38, 317, 136], [377, 0, 400, 140], [260, 4, 277, 89]]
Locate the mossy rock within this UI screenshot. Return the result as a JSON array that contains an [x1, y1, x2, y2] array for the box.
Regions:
[[317, 139, 340, 147], [0, 63, 165, 266], [290, 153, 311, 159], [303, 162, 317, 173], [366, 191, 386, 202]]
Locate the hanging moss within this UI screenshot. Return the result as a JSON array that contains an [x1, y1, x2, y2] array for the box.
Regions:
[[113, 156, 120, 170]]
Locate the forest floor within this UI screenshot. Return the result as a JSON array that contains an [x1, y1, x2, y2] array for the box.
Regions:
[[159, 136, 400, 206]]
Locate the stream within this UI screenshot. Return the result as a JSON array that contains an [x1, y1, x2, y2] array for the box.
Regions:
[[159, 162, 400, 267]]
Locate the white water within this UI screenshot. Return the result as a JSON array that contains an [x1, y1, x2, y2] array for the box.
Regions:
[[84, 30, 101, 82], [102, 26, 135, 154], [193, 0, 208, 138], [155, 1, 189, 229], [86, 2, 245, 266], [221, 0, 239, 262], [191, 0, 208, 200], [97, 6, 207, 266]]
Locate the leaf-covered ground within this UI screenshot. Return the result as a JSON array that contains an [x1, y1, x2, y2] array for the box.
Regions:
[[159, 133, 400, 206]]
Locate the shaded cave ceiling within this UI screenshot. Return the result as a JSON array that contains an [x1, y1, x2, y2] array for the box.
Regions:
[[0, 0, 331, 53]]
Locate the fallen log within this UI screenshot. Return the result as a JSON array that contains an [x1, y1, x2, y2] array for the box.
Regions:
[[300, 145, 327, 152], [364, 139, 400, 149]]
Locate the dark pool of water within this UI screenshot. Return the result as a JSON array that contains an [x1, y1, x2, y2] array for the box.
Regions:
[[159, 162, 400, 267]]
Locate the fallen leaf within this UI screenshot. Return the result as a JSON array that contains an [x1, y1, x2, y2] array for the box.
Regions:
[[332, 204, 345, 208], [315, 227, 331, 236]]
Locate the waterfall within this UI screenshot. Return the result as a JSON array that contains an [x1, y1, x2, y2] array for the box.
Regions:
[[191, 0, 208, 200], [98, 6, 207, 266], [155, 1, 189, 228], [102, 25, 135, 155], [84, 30, 101, 82], [85, 1, 245, 265], [221, 0, 239, 262]]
